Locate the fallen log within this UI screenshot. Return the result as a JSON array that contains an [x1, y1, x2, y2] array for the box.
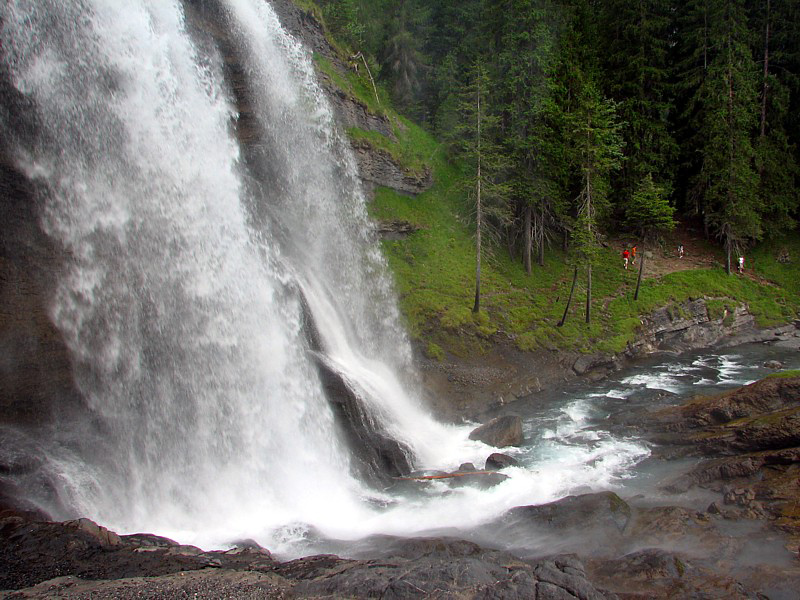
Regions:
[[394, 471, 500, 481]]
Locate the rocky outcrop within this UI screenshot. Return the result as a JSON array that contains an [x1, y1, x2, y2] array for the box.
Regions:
[[503, 492, 633, 549], [0, 516, 618, 599], [569, 298, 800, 381], [482, 490, 799, 599], [376, 219, 421, 240], [315, 356, 414, 483], [469, 415, 524, 447], [641, 375, 800, 553], [630, 298, 799, 355], [350, 139, 433, 196], [0, 155, 85, 430]]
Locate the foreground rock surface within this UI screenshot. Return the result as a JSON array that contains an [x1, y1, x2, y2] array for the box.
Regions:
[[639, 375, 800, 553], [0, 516, 616, 599], [483, 491, 800, 599]]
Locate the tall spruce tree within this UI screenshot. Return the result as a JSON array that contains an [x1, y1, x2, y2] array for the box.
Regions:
[[678, 0, 761, 272], [496, 0, 566, 273], [449, 62, 511, 313], [751, 0, 799, 231], [568, 79, 624, 323], [597, 0, 677, 219]]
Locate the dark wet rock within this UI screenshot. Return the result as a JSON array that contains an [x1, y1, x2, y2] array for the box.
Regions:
[[0, 518, 619, 599], [469, 415, 524, 447], [485, 452, 519, 470], [586, 549, 765, 600], [286, 539, 616, 600], [63, 518, 121, 547], [449, 471, 509, 489], [0, 517, 220, 591], [664, 456, 765, 493], [573, 354, 615, 376], [508, 492, 632, 536], [315, 356, 413, 483], [764, 360, 783, 369], [0, 152, 87, 432]]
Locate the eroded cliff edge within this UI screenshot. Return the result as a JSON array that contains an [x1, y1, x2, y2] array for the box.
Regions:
[[267, 0, 432, 198]]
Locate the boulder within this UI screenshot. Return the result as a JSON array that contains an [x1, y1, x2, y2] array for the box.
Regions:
[[573, 354, 614, 376], [468, 415, 523, 447], [64, 518, 122, 547], [764, 360, 783, 369], [507, 492, 632, 536], [485, 453, 519, 470]]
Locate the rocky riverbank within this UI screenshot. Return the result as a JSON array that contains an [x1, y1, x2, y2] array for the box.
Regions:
[[420, 299, 800, 422], [4, 375, 800, 599], [0, 513, 617, 599]]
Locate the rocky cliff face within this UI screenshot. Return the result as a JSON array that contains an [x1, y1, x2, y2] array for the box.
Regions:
[[267, 0, 433, 198]]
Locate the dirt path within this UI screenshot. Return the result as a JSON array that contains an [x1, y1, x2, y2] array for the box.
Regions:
[[617, 226, 767, 284]]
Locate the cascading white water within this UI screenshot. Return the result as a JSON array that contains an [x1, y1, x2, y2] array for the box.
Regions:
[[1, 0, 649, 555], [0, 0, 483, 548]]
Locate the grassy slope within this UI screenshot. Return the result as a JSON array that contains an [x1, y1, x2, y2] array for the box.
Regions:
[[368, 118, 800, 359], [308, 14, 800, 361]]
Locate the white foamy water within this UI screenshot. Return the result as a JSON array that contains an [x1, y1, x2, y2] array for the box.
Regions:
[[0, 0, 650, 555], [621, 372, 683, 393]]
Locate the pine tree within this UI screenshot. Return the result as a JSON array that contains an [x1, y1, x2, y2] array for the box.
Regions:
[[568, 79, 624, 324], [598, 0, 677, 215], [321, 0, 366, 50], [751, 0, 799, 231], [625, 174, 676, 241], [449, 62, 511, 313], [496, 0, 566, 273], [678, 0, 761, 272]]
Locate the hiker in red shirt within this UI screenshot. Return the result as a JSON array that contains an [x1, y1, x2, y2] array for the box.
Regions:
[[622, 248, 630, 270]]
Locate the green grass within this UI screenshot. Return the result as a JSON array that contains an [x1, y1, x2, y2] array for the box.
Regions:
[[314, 54, 389, 116], [751, 235, 800, 297], [373, 134, 800, 356], [766, 369, 800, 379]]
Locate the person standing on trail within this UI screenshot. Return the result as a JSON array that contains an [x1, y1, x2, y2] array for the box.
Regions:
[[738, 255, 745, 274], [631, 245, 637, 265], [678, 244, 684, 259], [622, 248, 630, 269]]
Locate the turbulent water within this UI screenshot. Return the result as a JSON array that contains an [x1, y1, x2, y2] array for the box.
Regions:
[[4, 0, 794, 559], [0, 0, 497, 553]]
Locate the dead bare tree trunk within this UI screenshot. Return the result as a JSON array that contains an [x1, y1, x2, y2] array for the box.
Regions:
[[634, 251, 645, 300], [473, 89, 482, 314], [523, 204, 532, 275], [585, 264, 592, 324], [538, 204, 545, 267], [558, 266, 579, 327], [352, 52, 381, 107]]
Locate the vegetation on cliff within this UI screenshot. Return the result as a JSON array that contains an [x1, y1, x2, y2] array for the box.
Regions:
[[303, 0, 800, 358]]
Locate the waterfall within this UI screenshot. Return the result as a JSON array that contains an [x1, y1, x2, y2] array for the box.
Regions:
[[1, 0, 493, 551]]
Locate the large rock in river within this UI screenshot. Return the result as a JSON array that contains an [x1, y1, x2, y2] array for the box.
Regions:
[[469, 415, 523, 447]]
